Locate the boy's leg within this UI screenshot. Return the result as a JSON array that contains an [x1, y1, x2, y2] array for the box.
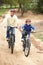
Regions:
[[21, 30, 26, 42], [21, 34, 25, 42]]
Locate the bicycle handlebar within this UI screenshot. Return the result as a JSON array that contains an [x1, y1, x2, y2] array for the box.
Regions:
[[31, 31, 43, 33]]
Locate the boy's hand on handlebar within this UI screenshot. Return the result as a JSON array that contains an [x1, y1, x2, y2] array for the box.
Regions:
[[33, 30, 36, 32], [31, 30, 36, 33]]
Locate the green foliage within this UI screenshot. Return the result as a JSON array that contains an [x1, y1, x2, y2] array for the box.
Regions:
[[0, 8, 9, 16], [17, 0, 31, 15], [30, 0, 43, 13], [0, 0, 43, 15], [37, 0, 43, 13]]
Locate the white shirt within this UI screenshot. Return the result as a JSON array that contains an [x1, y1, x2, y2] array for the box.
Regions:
[[2, 14, 19, 27]]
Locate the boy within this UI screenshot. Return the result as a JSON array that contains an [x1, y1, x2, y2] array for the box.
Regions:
[[20, 19, 36, 41]]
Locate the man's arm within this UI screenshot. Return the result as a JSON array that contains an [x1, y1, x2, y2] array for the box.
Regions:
[[14, 15, 19, 23], [14, 15, 19, 28], [0, 14, 10, 27]]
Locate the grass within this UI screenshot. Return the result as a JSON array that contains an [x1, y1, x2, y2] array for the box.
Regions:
[[0, 8, 9, 16], [33, 32, 43, 41], [32, 22, 43, 41]]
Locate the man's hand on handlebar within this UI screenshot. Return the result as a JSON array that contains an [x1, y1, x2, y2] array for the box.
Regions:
[[4, 26, 6, 28]]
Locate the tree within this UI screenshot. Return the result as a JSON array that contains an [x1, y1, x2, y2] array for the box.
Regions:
[[0, 0, 32, 15], [37, 0, 43, 13], [17, 0, 31, 16], [0, 0, 17, 8]]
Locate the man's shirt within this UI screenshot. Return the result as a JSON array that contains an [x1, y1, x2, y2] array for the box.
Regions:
[[2, 14, 18, 27]]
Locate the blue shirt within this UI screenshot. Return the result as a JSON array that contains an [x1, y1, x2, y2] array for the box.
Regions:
[[22, 24, 36, 36]]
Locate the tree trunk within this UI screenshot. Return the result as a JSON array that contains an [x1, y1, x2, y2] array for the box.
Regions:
[[21, 5, 24, 16], [18, 3, 22, 12], [18, 3, 24, 16]]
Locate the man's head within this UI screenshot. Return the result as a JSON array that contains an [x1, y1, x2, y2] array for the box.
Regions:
[[25, 19, 31, 25], [10, 9, 16, 17]]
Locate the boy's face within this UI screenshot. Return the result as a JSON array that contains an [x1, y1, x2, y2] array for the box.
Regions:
[[26, 21, 31, 25], [10, 11, 15, 16]]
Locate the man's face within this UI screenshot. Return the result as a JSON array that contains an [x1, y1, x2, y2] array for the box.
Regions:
[[10, 11, 15, 16]]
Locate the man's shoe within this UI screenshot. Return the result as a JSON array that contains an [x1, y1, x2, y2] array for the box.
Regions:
[[21, 38, 24, 42], [6, 38, 10, 41]]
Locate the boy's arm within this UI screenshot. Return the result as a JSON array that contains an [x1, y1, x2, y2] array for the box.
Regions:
[[31, 25, 36, 32]]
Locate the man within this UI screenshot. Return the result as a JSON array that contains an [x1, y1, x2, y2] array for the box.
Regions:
[[3, 9, 19, 41]]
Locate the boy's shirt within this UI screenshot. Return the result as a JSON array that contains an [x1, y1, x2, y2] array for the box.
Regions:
[[22, 24, 36, 35]]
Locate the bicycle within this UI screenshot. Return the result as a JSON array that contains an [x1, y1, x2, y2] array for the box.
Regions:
[[8, 27, 17, 54]]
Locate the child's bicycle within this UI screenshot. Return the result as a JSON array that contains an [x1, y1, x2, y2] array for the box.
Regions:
[[22, 30, 30, 57], [22, 30, 36, 57], [8, 27, 17, 54]]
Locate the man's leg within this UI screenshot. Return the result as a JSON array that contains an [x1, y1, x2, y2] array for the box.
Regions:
[[6, 26, 10, 40], [12, 27, 15, 42]]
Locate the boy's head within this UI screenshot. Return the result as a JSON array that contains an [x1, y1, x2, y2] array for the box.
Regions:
[[25, 19, 31, 25], [10, 9, 16, 16]]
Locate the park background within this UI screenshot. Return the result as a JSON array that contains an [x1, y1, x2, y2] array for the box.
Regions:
[[0, 0, 43, 65]]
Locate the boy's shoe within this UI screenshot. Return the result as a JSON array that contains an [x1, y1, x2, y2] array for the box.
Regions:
[[21, 38, 24, 42]]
